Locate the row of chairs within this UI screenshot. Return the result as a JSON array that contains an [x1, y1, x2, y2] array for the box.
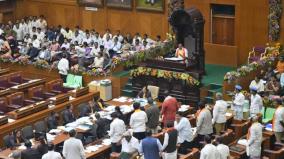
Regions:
[[0, 92, 35, 113], [0, 71, 29, 90]]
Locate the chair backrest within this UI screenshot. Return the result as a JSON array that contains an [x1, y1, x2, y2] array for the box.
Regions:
[[28, 85, 44, 98], [3, 135, 11, 148], [65, 74, 75, 84], [21, 125, 34, 140], [9, 72, 22, 83], [265, 107, 276, 121], [7, 92, 24, 106], [0, 75, 9, 88], [34, 120, 46, 133], [147, 85, 160, 100], [46, 79, 63, 92], [74, 75, 83, 88], [0, 97, 8, 113]]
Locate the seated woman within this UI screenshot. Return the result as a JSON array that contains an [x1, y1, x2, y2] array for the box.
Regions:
[[0, 35, 12, 59], [89, 52, 104, 69], [137, 85, 152, 99]]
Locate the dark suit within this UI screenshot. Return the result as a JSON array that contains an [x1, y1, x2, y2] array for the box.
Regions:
[[96, 118, 108, 139], [21, 148, 41, 159], [47, 115, 58, 130], [80, 105, 92, 117], [27, 47, 39, 61], [37, 143, 48, 156], [62, 109, 75, 125]]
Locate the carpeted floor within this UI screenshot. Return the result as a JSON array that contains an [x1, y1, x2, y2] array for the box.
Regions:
[[202, 64, 235, 86]]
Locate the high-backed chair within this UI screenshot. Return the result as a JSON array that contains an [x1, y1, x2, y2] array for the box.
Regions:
[[147, 85, 160, 100], [8, 72, 29, 84], [7, 92, 35, 110], [264, 143, 284, 159], [3, 135, 12, 148], [0, 97, 9, 113], [28, 85, 55, 101], [46, 79, 72, 94], [21, 125, 34, 140], [0, 75, 14, 90], [34, 120, 47, 134]]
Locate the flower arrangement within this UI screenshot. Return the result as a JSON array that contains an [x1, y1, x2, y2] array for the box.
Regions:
[[0, 56, 12, 63], [33, 59, 50, 69], [268, 0, 282, 41], [224, 43, 281, 82], [130, 67, 200, 86], [17, 56, 30, 65]]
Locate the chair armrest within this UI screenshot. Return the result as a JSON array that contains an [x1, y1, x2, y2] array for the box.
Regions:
[[24, 99, 35, 105], [31, 97, 44, 101], [51, 90, 62, 94], [9, 82, 20, 85], [44, 92, 56, 98], [8, 105, 21, 110], [22, 78, 31, 82]]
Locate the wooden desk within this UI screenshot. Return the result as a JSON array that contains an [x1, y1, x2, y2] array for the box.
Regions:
[[9, 79, 45, 94], [0, 91, 99, 147], [0, 89, 10, 97], [0, 69, 9, 76]]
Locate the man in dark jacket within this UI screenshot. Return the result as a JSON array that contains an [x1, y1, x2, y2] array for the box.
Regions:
[[21, 140, 41, 159], [146, 98, 160, 133], [62, 105, 75, 125]]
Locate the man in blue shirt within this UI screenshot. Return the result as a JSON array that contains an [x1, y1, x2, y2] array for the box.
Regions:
[[139, 130, 162, 159]]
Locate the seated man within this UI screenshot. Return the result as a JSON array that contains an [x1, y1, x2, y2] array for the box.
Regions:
[[175, 43, 188, 64], [89, 52, 104, 69], [119, 131, 139, 159]]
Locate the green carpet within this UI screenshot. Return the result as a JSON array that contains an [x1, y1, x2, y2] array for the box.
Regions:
[[202, 64, 235, 86]]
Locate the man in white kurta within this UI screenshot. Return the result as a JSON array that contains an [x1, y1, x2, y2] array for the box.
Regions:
[[212, 93, 228, 135], [110, 112, 126, 153], [250, 87, 263, 117], [62, 129, 86, 159], [233, 85, 245, 120], [200, 135, 219, 159], [247, 117, 262, 159], [273, 102, 284, 142]]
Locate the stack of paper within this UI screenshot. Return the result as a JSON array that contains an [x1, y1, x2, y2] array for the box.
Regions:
[[113, 97, 128, 103], [77, 125, 91, 131], [49, 129, 62, 134], [102, 139, 111, 145], [18, 145, 27, 150], [8, 118, 15, 123], [46, 133, 56, 142], [86, 145, 99, 152], [237, 139, 248, 146]]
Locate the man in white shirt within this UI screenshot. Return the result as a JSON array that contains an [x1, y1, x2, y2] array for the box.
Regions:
[[215, 136, 230, 159], [71, 31, 82, 45], [13, 23, 23, 41], [120, 131, 139, 159], [212, 93, 228, 135], [32, 35, 41, 49], [110, 112, 126, 153], [62, 129, 86, 159], [36, 28, 45, 42], [83, 33, 92, 45], [42, 143, 62, 159], [250, 87, 263, 117], [200, 135, 219, 159], [102, 28, 112, 41], [247, 116, 262, 159], [272, 99, 284, 142], [174, 112, 194, 154], [92, 32, 102, 46], [57, 53, 69, 83], [130, 102, 148, 140], [249, 76, 265, 93], [175, 43, 188, 64], [104, 35, 114, 51], [233, 85, 245, 120]]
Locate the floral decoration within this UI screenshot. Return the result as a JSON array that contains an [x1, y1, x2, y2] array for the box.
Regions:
[[269, 0, 282, 41], [33, 59, 50, 69], [130, 67, 200, 86], [224, 43, 281, 82]]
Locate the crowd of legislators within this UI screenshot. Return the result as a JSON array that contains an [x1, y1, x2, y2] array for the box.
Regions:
[[0, 15, 163, 82]]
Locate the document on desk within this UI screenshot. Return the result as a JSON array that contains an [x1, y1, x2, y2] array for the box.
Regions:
[[113, 96, 128, 103], [102, 139, 111, 145], [164, 57, 183, 61]]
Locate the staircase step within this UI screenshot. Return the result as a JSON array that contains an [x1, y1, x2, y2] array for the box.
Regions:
[[124, 83, 132, 90], [209, 83, 223, 90]]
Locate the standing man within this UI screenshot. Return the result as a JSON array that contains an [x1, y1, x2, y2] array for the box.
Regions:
[[146, 98, 160, 133], [174, 112, 194, 154], [247, 116, 262, 159], [109, 112, 126, 153], [57, 53, 69, 83], [162, 122, 178, 159], [161, 92, 179, 127], [215, 136, 230, 159], [139, 130, 162, 159], [195, 101, 213, 147], [200, 135, 219, 159], [250, 87, 263, 117], [130, 102, 148, 140], [120, 131, 139, 159], [62, 129, 86, 159], [272, 99, 284, 142], [233, 85, 245, 120], [212, 93, 228, 135]]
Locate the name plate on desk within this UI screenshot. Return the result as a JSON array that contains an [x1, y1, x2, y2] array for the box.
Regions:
[[49, 93, 70, 105], [0, 89, 10, 97], [70, 87, 89, 98], [33, 101, 49, 113], [0, 115, 8, 126], [8, 106, 34, 119]]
